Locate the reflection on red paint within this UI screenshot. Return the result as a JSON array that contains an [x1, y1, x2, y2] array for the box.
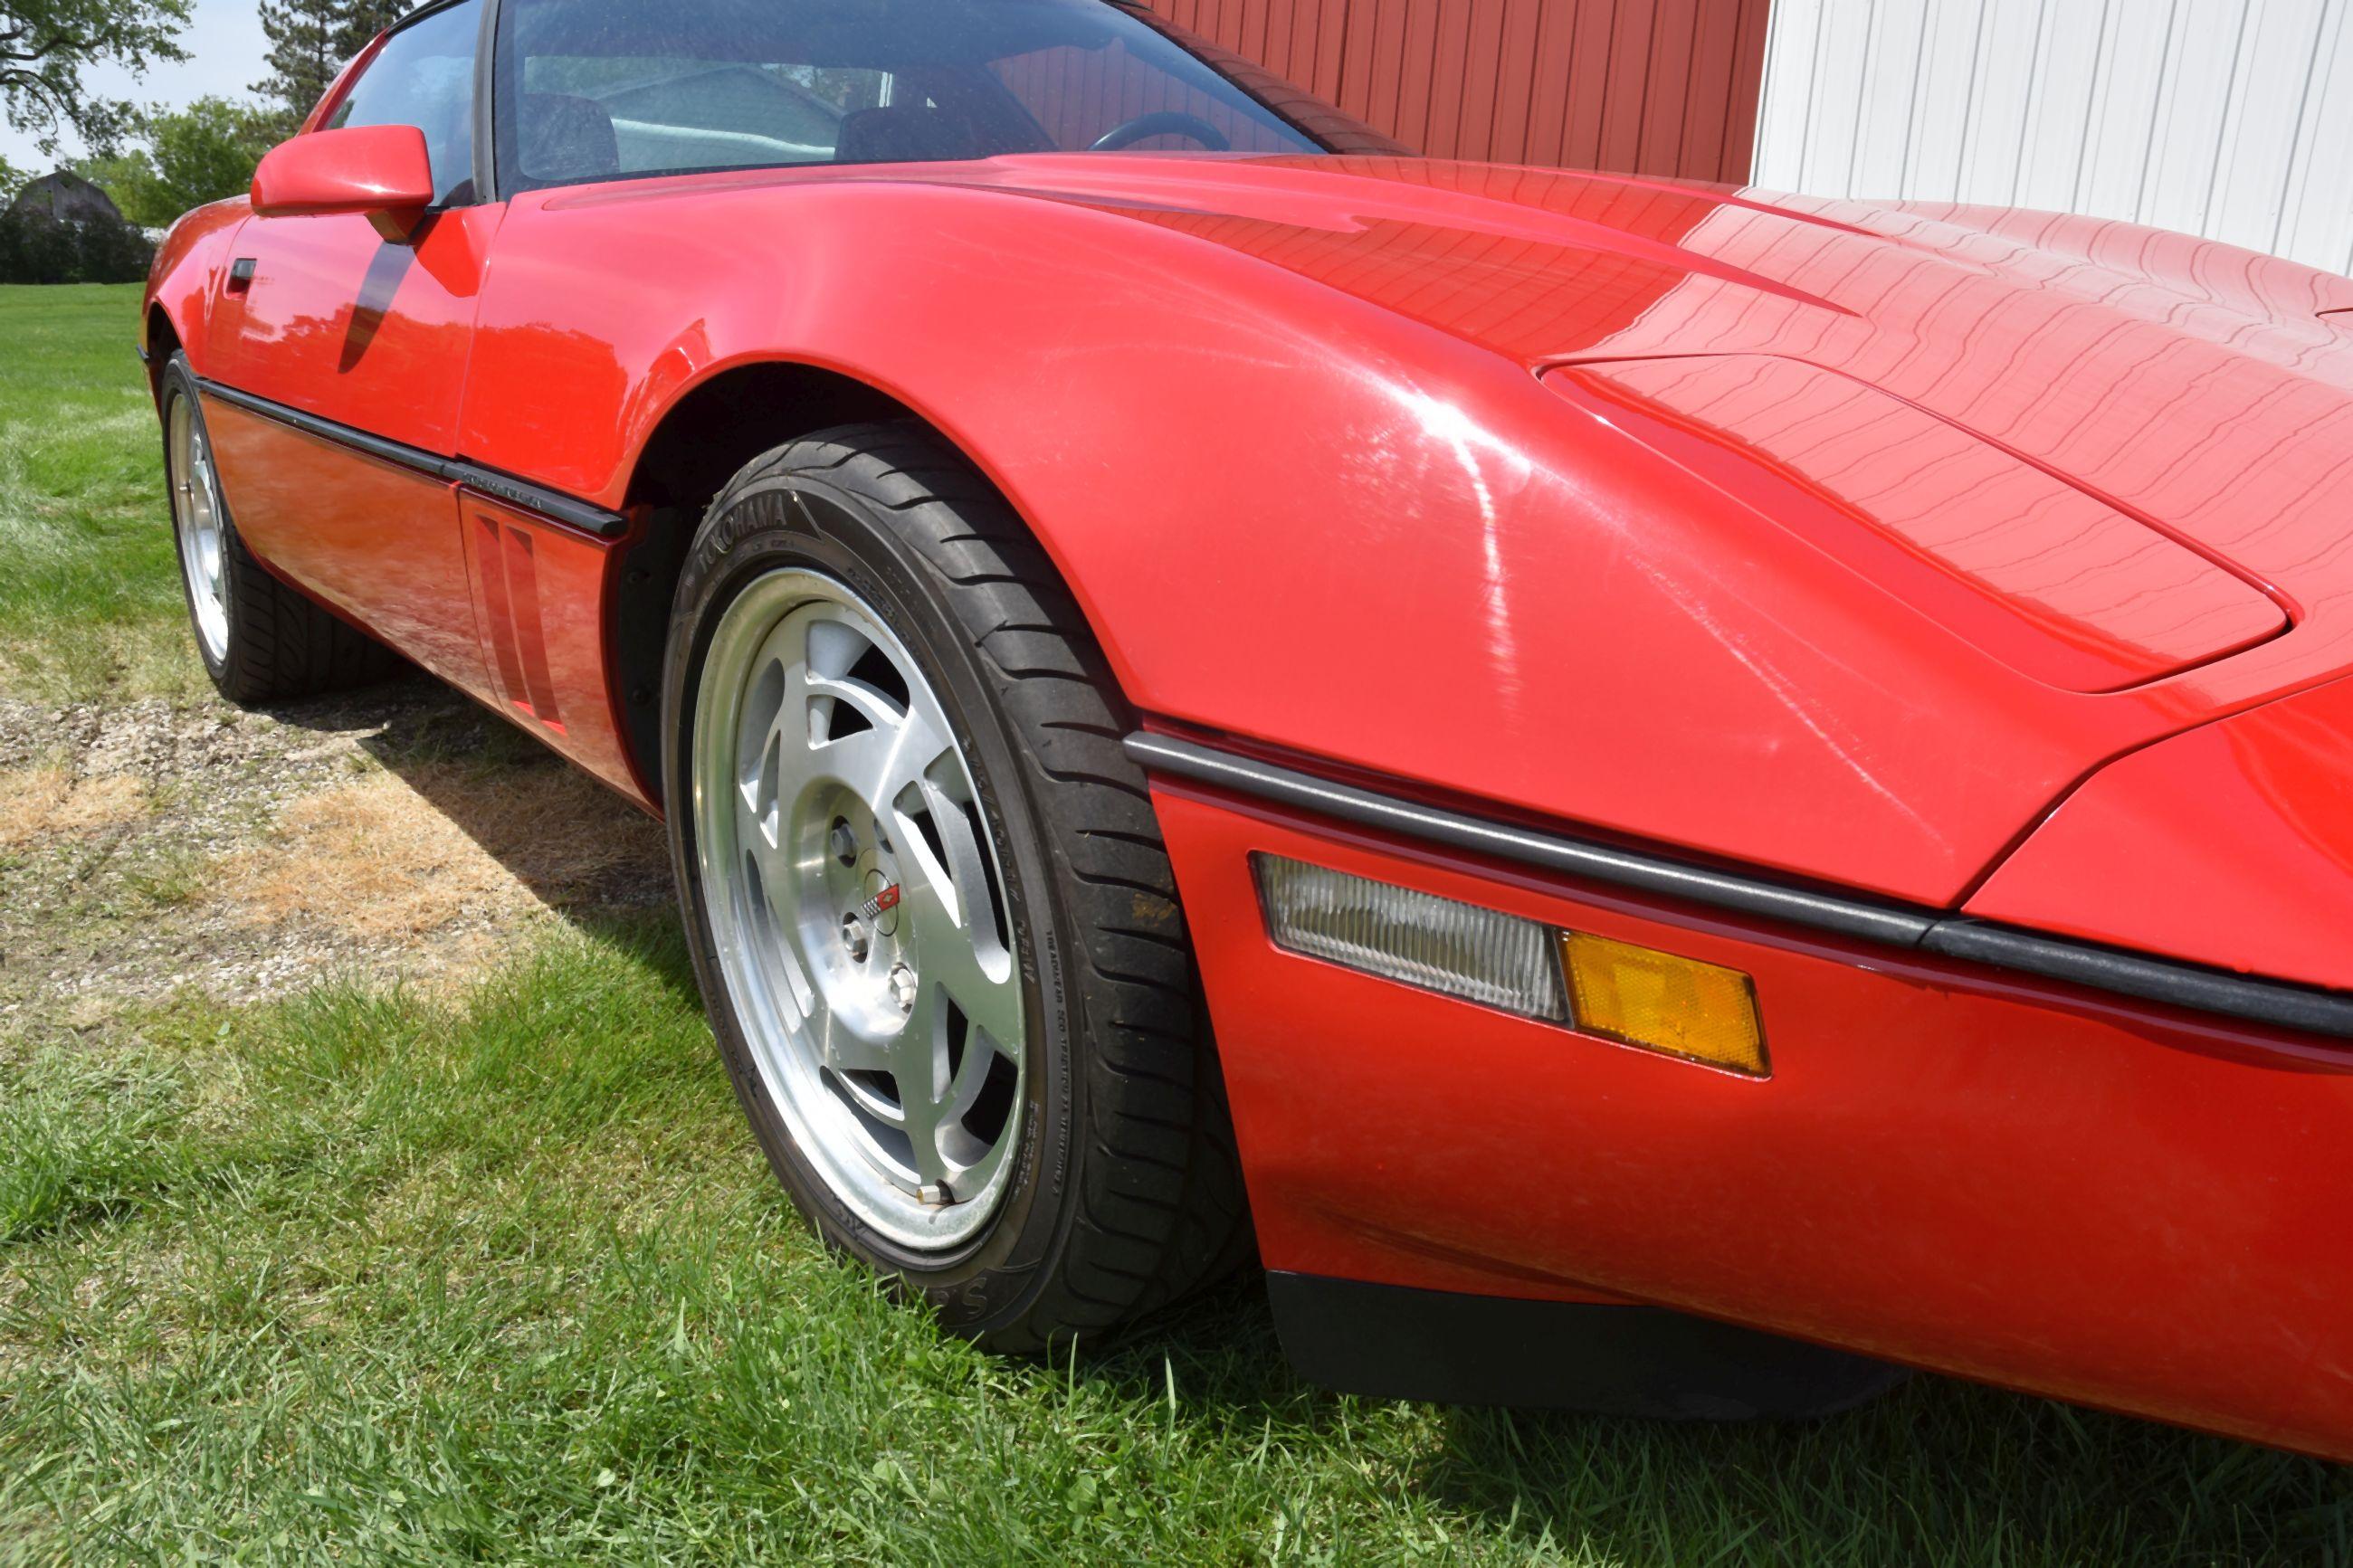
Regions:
[[1548, 356, 2288, 692]]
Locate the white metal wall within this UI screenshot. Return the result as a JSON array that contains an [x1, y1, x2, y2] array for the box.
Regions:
[[1751, 0, 2353, 274]]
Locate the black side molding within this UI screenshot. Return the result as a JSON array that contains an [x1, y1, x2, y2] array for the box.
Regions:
[[195, 377, 630, 540], [1125, 731, 2353, 1041], [1920, 918, 2353, 1041], [1267, 1272, 1908, 1418]]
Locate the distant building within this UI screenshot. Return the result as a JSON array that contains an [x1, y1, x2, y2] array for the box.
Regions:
[[0, 169, 154, 285], [6, 170, 131, 230]]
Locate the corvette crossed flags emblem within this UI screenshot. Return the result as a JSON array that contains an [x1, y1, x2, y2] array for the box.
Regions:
[[853, 883, 902, 923]]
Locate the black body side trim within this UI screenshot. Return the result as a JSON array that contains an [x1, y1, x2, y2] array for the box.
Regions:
[[196, 377, 628, 539], [1127, 733, 1931, 943], [1267, 1272, 1908, 1417], [1921, 918, 2353, 1040], [1126, 731, 2353, 1040]]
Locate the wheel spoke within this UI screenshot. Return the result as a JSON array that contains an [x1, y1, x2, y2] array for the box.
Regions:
[[731, 838, 821, 1034], [892, 983, 955, 1184], [902, 869, 1023, 1053], [805, 689, 949, 820], [822, 1022, 896, 1079], [732, 740, 802, 941], [942, 1120, 1014, 1197], [941, 1019, 1009, 1123]]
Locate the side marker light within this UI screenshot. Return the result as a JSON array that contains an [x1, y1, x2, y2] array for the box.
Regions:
[[1253, 855, 1767, 1076], [1563, 931, 1768, 1076]]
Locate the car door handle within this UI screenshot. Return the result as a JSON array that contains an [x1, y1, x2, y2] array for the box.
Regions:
[[227, 258, 256, 293]]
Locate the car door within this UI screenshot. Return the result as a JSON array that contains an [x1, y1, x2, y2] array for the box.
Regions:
[[200, 0, 495, 693]]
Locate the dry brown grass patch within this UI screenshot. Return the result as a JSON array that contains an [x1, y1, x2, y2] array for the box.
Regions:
[[222, 761, 664, 946], [0, 766, 147, 850]]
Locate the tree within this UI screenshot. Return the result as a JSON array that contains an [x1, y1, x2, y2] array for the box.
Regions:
[[335, 1, 413, 60], [253, 0, 339, 128], [0, 152, 25, 203], [254, 0, 412, 127], [110, 97, 282, 225], [0, 0, 192, 155]]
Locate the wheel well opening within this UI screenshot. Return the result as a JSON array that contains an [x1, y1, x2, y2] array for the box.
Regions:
[[610, 361, 919, 808], [145, 307, 183, 400]]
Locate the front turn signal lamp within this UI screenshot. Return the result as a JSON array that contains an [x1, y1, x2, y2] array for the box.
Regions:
[[1562, 931, 1767, 1076], [1253, 855, 1767, 1077]]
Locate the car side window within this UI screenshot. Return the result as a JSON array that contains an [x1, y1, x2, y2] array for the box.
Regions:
[[326, 0, 483, 205]]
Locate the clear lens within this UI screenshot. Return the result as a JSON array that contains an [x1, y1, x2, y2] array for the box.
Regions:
[[1253, 854, 1568, 1021]]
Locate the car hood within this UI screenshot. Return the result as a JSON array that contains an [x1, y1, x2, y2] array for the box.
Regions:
[[911, 155, 2353, 903], [938, 154, 2353, 674]]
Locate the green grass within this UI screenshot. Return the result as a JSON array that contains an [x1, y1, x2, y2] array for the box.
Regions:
[[0, 922, 2343, 1565], [3, 285, 2348, 1565], [0, 283, 204, 701]]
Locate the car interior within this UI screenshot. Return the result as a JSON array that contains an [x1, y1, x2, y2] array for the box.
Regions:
[[493, 0, 1323, 189]]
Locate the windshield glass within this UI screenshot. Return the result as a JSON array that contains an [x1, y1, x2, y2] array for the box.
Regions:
[[493, 0, 1329, 191]]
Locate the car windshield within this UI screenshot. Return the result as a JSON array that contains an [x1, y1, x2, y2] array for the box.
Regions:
[[493, 0, 1330, 192]]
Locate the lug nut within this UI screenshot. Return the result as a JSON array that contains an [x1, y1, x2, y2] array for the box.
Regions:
[[830, 820, 860, 867], [889, 962, 918, 1012]]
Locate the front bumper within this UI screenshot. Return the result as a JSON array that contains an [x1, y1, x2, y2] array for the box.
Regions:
[[1148, 764, 2353, 1459]]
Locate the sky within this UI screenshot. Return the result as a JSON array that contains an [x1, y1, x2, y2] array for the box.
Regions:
[[1, 0, 272, 172]]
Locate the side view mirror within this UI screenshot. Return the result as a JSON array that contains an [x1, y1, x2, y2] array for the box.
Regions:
[[251, 125, 435, 237]]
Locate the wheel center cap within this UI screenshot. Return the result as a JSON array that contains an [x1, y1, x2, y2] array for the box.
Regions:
[[855, 867, 903, 938]]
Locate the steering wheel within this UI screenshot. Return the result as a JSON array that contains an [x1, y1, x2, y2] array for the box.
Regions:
[[1089, 111, 1231, 152]]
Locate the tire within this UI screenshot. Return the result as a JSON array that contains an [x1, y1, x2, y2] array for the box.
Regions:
[[160, 353, 399, 706], [662, 421, 1250, 1353]]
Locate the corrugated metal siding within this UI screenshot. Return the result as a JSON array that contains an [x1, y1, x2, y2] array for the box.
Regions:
[[1148, 0, 1774, 180], [1753, 0, 2353, 274]]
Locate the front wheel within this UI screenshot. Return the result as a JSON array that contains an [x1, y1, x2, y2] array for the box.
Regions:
[[662, 423, 1248, 1351]]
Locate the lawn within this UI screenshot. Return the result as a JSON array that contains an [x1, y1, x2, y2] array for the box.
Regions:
[[1, 282, 2347, 1565]]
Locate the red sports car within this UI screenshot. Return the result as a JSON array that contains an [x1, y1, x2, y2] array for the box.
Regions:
[[144, 0, 2353, 1460]]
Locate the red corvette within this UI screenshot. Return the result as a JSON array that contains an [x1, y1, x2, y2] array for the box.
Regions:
[[144, 0, 2353, 1459]]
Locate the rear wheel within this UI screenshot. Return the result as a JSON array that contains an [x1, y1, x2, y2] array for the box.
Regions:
[[664, 422, 1248, 1351], [160, 353, 397, 705]]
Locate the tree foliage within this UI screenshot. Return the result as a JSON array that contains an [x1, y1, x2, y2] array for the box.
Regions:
[[0, 0, 192, 155], [254, 0, 414, 126], [253, 0, 339, 128], [73, 97, 283, 228]]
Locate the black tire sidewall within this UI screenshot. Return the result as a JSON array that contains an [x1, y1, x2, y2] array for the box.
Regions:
[[662, 469, 1085, 1331]]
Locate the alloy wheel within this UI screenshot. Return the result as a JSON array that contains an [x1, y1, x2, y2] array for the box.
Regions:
[[691, 568, 1025, 1251], [169, 394, 230, 663]]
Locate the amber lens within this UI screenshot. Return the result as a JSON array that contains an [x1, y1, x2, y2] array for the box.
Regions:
[[1562, 932, 1767, 1076]]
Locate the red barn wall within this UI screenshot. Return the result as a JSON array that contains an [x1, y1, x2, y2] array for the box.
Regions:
[[1150, 0, 1772, 182]]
